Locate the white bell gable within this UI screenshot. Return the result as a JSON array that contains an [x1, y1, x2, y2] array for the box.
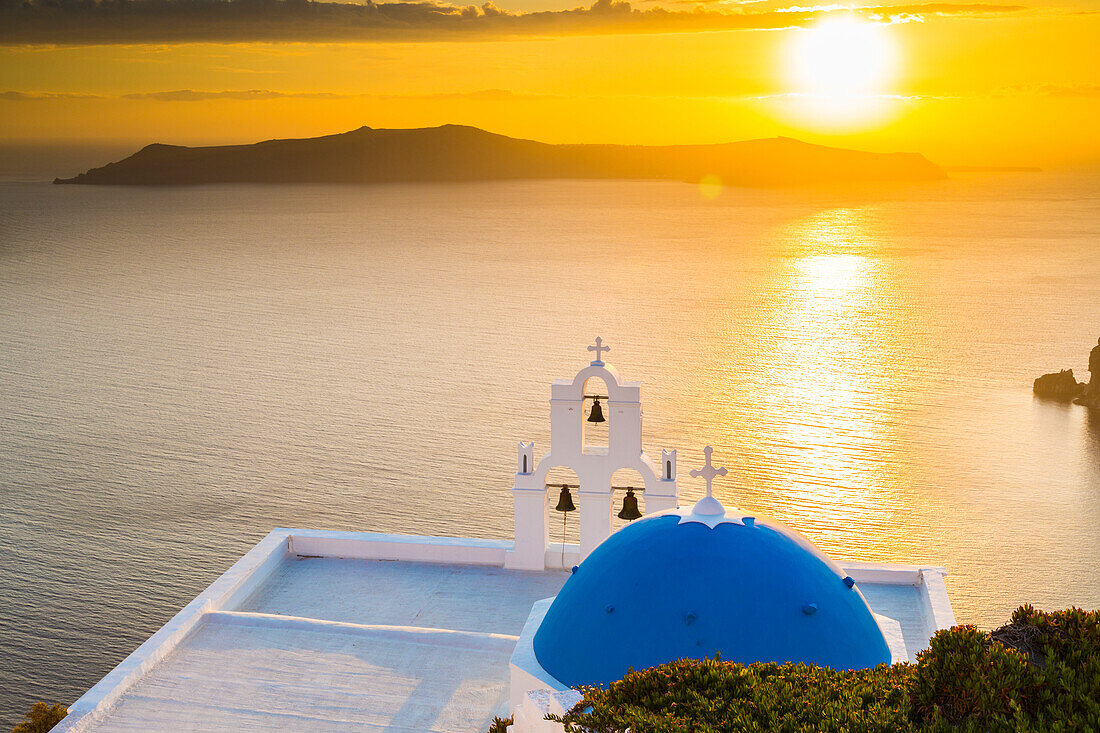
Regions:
[[505, 339, 680, 570]]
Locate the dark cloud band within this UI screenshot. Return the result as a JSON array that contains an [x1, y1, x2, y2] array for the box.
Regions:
[[0, 0, 1028, 45]]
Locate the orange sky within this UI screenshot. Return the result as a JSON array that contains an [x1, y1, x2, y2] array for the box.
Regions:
[[1, 0, 1097, 166]]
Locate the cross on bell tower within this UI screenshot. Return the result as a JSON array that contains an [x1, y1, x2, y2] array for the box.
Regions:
[[587, 337, 610, 366]]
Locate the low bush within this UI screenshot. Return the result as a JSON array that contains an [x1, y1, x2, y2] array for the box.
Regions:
[[551, 657, 916, 732], [11, 703, 67, 733], [1016, 605, 1100, 729], [912, 605, 1100, 731], [532, 606, 1099, 733], [488, 716, 514, 733], [910, 624, 1037, 729]]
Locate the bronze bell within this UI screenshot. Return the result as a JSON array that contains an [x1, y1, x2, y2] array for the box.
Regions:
[[554, 485, 576, 513], [618, 488, 642, 521], [587, 396, 606, 423]]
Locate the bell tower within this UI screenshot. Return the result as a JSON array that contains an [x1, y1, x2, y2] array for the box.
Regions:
[[505, 339, 680, 571]]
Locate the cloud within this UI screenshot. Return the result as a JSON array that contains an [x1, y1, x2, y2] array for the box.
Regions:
[[125, 88, 522, 101], [0, 90, 105, 99], [650, 0, 771, 6], [122, 89, 345, 101], [993, 83, 1100, 98], [773, 2, 1021, 13], [0, 0, 1029, 45], [0, 87, 537, 101]]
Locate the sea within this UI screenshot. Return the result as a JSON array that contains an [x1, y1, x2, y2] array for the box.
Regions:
[[0, 148, 1098, 725]]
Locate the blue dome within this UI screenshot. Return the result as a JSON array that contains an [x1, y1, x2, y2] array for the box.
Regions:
[[532, 511, 890, 688]]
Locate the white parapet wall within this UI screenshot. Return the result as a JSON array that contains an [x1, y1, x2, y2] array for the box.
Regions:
[[544, 542, 581, 571], [288, 528, 513, 565], [843, 561, 957, 632], [53, 529, 293, 733]]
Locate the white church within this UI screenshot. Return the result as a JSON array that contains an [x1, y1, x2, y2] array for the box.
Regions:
[[54, 340, 955, 733]]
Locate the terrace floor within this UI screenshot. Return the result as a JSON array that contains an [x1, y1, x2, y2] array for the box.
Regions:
[[82, 555, 936, 732], [87, 558, 568, 733]]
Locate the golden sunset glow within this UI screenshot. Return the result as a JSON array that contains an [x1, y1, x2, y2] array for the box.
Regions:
[[4, 0, 1100, 717], [1, 0, 1097, 165]]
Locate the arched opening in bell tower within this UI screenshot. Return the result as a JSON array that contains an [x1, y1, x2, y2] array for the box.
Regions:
[[581, 376, 611, 453]]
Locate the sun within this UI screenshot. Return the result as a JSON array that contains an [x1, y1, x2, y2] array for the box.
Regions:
[[790, 17, 896, 96], [781, 16, 900, 129]]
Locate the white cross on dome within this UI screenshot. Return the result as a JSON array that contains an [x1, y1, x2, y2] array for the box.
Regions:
[[688, 446, 728, 517], [689, 446, 727, 500]]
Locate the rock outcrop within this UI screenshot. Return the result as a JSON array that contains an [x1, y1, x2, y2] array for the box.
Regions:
[[1074, 387, 1100, 411], [1033, 370, 1086, 402]]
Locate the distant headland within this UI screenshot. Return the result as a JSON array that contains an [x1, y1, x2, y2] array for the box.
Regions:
[[53, 124, 946, 187]]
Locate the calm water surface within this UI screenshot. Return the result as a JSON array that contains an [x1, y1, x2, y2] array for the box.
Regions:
[[1, 169, 1098, 723]]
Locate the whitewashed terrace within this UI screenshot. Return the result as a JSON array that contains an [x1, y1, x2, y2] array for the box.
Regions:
[[54, 529, 953, 732]]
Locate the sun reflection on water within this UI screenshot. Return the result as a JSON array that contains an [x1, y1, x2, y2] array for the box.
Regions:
[[724, 208, 917, 562]]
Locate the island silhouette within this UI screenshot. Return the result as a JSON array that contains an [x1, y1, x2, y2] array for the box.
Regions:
[[54, 124, 945, 187]]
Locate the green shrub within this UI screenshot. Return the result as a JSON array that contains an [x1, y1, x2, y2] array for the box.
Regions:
[[549, 657, 917, 732], [526, 606, 1100, 733], [910, 624, 1037, 729], [11, 703, 67, 733], [1001, 605, 1100, 730], [487, 715, 513, 733], [912, 607, 1100, 731]]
